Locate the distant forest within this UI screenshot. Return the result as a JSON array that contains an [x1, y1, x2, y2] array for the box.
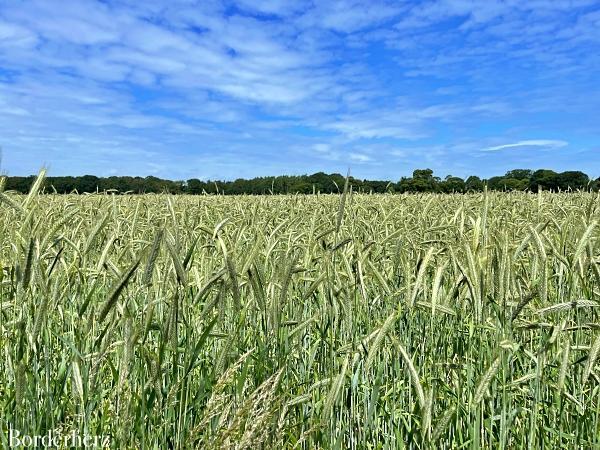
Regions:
[[1, 168, 598, 195]]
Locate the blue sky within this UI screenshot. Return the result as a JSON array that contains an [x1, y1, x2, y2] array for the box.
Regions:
[[0, 0, 598, 180]]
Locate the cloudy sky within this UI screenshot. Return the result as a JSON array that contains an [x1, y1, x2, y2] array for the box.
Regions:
[[0, 0, 598, 180]]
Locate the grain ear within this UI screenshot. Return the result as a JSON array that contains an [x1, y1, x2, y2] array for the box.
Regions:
[[98, 257, 141, 323]]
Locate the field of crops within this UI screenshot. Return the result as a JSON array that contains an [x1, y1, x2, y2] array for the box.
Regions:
[[1, 178, 600, 448]]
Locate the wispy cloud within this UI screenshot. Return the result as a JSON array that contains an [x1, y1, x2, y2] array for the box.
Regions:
[[349, 152, 372, 162], [483, 140, 569, 152]]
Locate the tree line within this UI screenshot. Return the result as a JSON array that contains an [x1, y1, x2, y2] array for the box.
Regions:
[[1, 168, 598, 195]]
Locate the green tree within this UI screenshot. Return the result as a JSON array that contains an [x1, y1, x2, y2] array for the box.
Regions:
[[530, 170, 559, 191], [186, 179, 205, 194], [465, 176, 484, 192], [557, 171, 589, 191], [439, 176, 465, 193], [505, 169, 532, 180], [398, 169, 439, 193]]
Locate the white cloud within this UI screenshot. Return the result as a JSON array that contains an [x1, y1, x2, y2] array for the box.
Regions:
[[234, 0, 309, 17], [0, 1, 341, 107], [325, 120, 423, 140], [0, 20, 38, 47], [312, 143, 332, 153], [483, 140, 568, 151], [349, 152, 371, 162]]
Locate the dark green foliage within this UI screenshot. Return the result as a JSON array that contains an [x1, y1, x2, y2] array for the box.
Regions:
[[2, 168, 598, 195], [465, 176, 484, 192], [439, 176, 466, 193], [530, 169, 560, 191]]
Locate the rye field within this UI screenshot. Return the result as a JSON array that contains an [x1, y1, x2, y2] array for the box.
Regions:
[[1, 178, 600, 448]]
